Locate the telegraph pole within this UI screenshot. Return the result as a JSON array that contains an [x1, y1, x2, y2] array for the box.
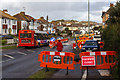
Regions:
[[88, 0, 90, 34], [46, 15, 48, 32]]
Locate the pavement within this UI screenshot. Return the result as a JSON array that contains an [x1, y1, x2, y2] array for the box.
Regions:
[[0, 44, 16, 48]]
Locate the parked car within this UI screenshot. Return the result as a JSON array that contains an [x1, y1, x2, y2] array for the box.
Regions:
[[81, 40, 100, 52], [2, 35, 13, 39]]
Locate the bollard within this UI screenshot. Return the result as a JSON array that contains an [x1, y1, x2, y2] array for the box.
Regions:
[[66, 67, 68, 75], [110, 66, 112, 75], [87, 67, 88, 77], [45, 65, 49, 72]]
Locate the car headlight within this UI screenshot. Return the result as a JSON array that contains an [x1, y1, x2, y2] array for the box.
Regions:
[[82, 48, 85, 50], [93, 48, 98, 50]]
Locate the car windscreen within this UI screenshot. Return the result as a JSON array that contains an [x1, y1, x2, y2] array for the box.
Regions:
[[84, 41, 97, 46], [20, 33, 31, 38]]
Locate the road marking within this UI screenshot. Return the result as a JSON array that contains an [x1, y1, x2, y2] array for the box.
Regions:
[[81, 70, 87, 80], [4, 54, 15, 59], [0, 59, 12, 63], [18, 52, 27, 55], [27, 50, 35, 52], [98, 70, 110, 76], [9, 52, 15, 54]]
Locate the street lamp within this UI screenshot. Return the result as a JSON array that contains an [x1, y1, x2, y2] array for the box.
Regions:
[[88, 0, 90, 34]]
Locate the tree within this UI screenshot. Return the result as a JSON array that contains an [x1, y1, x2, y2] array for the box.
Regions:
[[102, 2, 120, 78], [65, 27, 69, 31]]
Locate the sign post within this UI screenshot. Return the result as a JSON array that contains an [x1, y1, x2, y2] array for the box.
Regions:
[[81, 56, 95, 77]]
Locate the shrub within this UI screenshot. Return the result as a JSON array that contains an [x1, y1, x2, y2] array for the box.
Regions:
[[2, 40, 7, 45]]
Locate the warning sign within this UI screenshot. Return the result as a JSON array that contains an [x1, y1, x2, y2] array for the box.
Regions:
[[53, 56, 61, 61], [82, 56, 95, 66]]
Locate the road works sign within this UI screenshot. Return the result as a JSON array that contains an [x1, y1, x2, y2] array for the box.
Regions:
[[82, 56, 95, 66]]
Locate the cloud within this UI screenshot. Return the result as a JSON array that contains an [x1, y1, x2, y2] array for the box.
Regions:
[[0, 1, 117, 23]]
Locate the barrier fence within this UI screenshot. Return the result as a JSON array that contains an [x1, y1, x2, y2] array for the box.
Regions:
[[49, 41, 56, 48], [38, 51, 75, 70], [38, 51, 117, 74], [79, 51, 117, 69]]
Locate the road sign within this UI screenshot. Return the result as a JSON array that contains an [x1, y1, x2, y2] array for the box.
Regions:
[[82, 56, 95, 66], [53, 56, 61, 61], [50, 37, 55, 41]]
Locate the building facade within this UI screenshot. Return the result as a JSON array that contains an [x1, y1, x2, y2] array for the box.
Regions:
[[0, 10, 17, 35]]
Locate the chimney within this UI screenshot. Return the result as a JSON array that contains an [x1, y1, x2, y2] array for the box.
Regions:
[[110, 3, 113, 8], [40, 17, 44, 19], [20, 11, 25, 15], [3, 9, 8, 13], [46, 15, 48, 21]]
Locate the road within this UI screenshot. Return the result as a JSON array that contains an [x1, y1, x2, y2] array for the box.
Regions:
[[1, 40, 111, 79]]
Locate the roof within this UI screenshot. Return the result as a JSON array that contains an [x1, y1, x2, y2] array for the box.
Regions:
[[38, 17, 48, 24], [93, 26, 102, 30], [13, 12, 34, 21], [0, 10, 17, 20]]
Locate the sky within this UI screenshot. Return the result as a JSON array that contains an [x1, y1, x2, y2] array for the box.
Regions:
[[0, 0, 118, 23]]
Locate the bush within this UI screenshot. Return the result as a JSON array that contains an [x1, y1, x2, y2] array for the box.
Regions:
[[2, 40, 7, 45]]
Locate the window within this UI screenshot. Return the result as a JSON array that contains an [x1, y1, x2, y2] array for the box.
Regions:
[[5, 19, 7, 24], [5, 29, 7, 33], [9, 20, 11, 25], [84, 41, 97, 46], [12, 20, 16, 24], [20, 33, 31, 38], [13, 29, 16, 33]]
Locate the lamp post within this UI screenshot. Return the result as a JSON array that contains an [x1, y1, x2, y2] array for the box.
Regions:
[[88, 0, 90, 34]]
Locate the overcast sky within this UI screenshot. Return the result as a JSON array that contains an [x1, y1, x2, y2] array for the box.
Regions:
[[0, 0, 117, 23]]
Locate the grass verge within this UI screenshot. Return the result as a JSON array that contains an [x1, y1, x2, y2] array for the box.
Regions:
[[1, 45, 17, 49], [29, 68, 58, 79]]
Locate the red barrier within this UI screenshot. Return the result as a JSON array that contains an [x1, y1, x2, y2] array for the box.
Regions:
[[39, 51, 75, 70], [49, 41, 56, 48], [61, 38, 68, 43], [79, 51, 117, 69], [77, 41, 85, 49], [73, 43, 76, 49], [98, 41, 104, 49]]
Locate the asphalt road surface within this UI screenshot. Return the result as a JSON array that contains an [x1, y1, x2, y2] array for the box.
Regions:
[[1, 40, 111, 79]]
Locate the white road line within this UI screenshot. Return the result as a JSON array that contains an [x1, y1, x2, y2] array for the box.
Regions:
[[9, 52, 15, 54], [18, 52, 27, 55], [0, 59, 12, 63], [81, 70, 87, 80], [0, 61, 2, 63], [98, 70, 110, 76], [27, 50, 35, 52], [4, 54, 15, 59]]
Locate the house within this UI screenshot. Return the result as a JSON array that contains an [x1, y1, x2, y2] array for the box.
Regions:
[[101, 3, 114, 28], [13, 11, 36, 33], [38, 17, 49, 31], [0, 10, 17, 35]]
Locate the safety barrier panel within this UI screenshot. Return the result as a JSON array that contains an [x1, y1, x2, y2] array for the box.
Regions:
[[79, 51, 117, 69], [98, 41, 104, 49], [38, 51, 75, 70], [49, 41, 56, 48], [60, 38, 68, 43], [77, 41, 85, 49], [73, 43, 76, 49]]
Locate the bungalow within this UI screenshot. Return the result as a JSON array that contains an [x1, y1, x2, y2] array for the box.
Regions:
[[0, 10, 17, 35]]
